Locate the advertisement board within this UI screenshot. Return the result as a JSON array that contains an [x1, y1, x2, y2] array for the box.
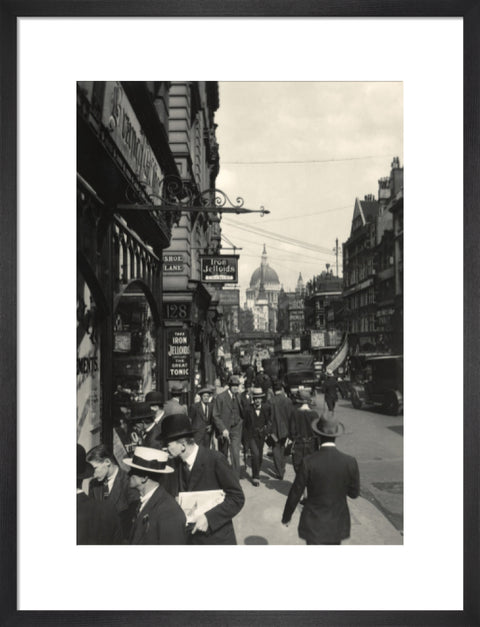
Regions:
[[167, 329, 190, 379], [201, 255, 238, 283], [311, 330, 326, 348]]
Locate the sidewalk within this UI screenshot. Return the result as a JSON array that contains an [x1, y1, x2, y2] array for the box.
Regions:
[[233, 452, 402, 546]]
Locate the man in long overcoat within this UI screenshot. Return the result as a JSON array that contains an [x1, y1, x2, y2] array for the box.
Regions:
[[159, 414, 245, 545], [212, 375, 246, 477], [282, 414, 360, 544], [268, 381, 294, 480]]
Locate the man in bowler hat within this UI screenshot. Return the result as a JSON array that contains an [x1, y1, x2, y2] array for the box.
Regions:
[[142, 390, 166, 447], [281, 414, 360, 545], [123, 446, 187, 545], [159, 414, 245, 545]]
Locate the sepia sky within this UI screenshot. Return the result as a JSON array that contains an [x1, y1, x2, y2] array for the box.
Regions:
[[215, 82, 403, 302]]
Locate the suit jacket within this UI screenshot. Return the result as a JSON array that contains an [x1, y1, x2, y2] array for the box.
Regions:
[[163, 398, 188, 417], [270, 393, 294, 440], [173, 446, 245, 545], [243, 403, 272, 441], [89, 467, 139, 539], [77, 492, 123, 545], [212, 389, 246, 433], [324, 375, 338, 402], [190, 401, 213, 445], [129, 485, 187, 545], [282, 446, 360, 544]]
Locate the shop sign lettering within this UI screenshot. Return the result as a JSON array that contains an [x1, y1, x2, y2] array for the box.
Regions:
[[167, 329, 190, 379], [201, 255, 238, 283], [163, 253, 185, 273]]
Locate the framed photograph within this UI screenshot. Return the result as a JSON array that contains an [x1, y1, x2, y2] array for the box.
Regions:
[[2, 1, 478, 625]]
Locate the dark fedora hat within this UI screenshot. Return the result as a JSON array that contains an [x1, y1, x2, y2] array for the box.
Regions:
[[228, 375, 241, 386], [170, 383, 185, 394], [198, 386, 212, 396], [295, 389, 313, 404], [145, 390, 164, 406], [157, 413, 195, 443], [77, 444, 94, 479], [127, 401, 155, 422], [311, 414, 345, 438]]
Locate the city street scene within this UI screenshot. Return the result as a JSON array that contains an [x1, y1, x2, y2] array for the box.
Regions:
[[77, 81, 403, 546]]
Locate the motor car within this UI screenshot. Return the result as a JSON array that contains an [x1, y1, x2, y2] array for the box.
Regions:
[[278, 354, 317, 398], [349, 355, 403, 415]]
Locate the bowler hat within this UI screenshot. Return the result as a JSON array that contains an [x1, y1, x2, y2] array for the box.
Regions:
[[77, 444, 94, 479], [311, 414, 345, 438], [157, 413, 195, 443], [228, 375, 241, 386], [251, 387, 265, 398], [145, 390, 164, 406], [123, 446, 174, 474], [127, 402, 155, 422]]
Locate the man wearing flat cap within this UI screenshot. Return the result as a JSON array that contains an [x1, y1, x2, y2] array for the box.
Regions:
[[282, 414, 360, 545], [190, 386, 214, 448], [163, 383, 188, 418], [124, 446, 187, 545], [212, 375, 246, 477], [159, 414, 245, 545]]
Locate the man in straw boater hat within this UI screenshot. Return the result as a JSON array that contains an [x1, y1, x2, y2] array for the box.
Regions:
[[289, 389, 320, 474], [158, 414, 245, 545], [281, 413, 360, 545], [189, 385, 214, 449], [123, 446, 187, 545], [242, 387, 272, 486]]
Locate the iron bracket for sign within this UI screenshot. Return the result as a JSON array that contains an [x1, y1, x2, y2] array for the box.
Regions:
[[118, 175, 269, 216]]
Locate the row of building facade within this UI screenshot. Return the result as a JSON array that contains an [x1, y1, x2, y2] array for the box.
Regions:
[[77, 81, 230, 453], [234, 157, 404, 364]]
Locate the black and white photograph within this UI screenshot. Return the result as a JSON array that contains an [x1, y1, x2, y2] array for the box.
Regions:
[[9, 12, 473, 621], [77, 80, 403, 547]]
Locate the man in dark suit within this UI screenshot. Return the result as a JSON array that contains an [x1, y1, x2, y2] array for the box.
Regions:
[[323, 368, 339, 413], [142, 390, 166, 448], [86, 444, 139, 541], [159, 414, 245, 545], [268, 380, 294, 480], [77, 444, 122, 545], [212, 375, 246, 477], [190, 386, 214, 448], [281, 414, 360, 545], [243, 387, 271, 486], [123, 446, 187, 545]]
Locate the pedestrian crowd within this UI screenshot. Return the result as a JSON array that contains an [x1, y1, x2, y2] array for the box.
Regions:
[[77, 368, 360, 546]]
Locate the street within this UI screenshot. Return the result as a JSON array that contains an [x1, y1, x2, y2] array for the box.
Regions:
[[233, 392, 403, 545]]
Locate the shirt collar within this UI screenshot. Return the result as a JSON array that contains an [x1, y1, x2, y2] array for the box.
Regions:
[[184, 443, 199, 470], [106, 465, 118, 488], [320, 442, 336, 448], [139, 485, 158, 509]]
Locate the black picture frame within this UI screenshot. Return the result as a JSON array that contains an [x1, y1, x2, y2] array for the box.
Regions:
[[1, 1, 478, 625]]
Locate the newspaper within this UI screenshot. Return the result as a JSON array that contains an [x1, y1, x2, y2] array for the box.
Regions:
[[177, 490, 225, 523]]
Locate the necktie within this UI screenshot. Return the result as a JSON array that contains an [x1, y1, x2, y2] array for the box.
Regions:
[[103, 480, 110, 499], [182, 461, 191, 486]]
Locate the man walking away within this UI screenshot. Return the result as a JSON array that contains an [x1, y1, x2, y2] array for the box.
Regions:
[[269, 380, 294, 480], [281, 414, 360, 545], [289, 390, 319, 474]]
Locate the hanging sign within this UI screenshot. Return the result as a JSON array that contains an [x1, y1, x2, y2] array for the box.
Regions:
[[200, 255, 239, 283]]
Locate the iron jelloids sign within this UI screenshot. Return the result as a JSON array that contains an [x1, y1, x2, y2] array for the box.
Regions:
[[200, 255, 239, 283], [167, 329, 190, 379]]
